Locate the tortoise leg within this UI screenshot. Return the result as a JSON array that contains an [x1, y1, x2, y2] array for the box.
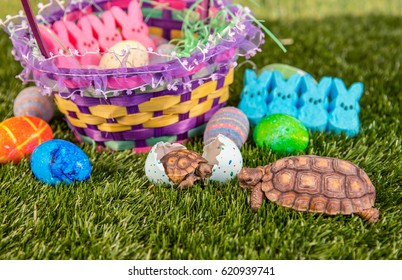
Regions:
[[177, 174, 198, 190], [251, 183, 264, 211], [357, 208, 380, 223]]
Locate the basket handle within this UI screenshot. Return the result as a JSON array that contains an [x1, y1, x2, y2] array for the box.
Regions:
[[21, 0, 50, 58], [200, 0, 210, 20]]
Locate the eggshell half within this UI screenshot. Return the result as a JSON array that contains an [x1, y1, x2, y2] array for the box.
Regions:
[[202, 134, 243, 182], [144, 142, 187, 185]]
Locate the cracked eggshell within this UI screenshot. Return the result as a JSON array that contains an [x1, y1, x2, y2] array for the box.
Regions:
[[202, 134, 243, 182], [144, 142, 187, 185]]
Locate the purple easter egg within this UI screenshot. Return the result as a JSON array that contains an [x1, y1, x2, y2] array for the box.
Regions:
[[13, 86, 54, 122], [203, 107, 250, 148]]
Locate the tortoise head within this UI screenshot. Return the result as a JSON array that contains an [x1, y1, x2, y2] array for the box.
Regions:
[[238, 167, 264, 189], [196, 162, 213, 179]]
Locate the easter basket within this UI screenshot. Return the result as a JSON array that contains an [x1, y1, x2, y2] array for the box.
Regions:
[[2, 0, 267, 152]]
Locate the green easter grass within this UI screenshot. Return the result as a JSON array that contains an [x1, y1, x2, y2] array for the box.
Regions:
[[1, 4, 402, 259]]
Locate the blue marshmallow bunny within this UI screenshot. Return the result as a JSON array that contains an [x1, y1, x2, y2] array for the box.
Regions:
[[328, 78, 364, 137], [266, 72, 301, 118], [297, 75, 332, 131], [238, 69, 273, 126]]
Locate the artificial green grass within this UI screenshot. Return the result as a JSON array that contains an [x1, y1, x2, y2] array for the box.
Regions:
[[1, 11, 402, 259]]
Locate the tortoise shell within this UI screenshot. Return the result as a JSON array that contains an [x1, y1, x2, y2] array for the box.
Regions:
[[261, 155, 376, 215], [160, 150, 208, 184]]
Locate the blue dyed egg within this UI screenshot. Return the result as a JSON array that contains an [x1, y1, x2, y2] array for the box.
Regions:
[[30, 139, 92, 186], [204, 107, 250, 148], [13, 86, 54, 122]]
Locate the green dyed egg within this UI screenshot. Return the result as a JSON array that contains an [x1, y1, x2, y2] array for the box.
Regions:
[[253, 114, 309, 154]]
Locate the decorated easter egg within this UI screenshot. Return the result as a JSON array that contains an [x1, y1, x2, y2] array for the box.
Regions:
[[149, 43, 176, 65], [13, 86, 54, 122], [144, 141, 187, 185], [0, 116, 53, 164], [204, 106, 250, 149], [30, 139, 92, 185], [253, 114, 309, 155], [202, 134, 243, 182], [99, 40, 148, 69]]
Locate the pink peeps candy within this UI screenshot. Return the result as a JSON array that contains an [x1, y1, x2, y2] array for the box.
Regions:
[[39, 24, 79, 68], [78, 11, 122, 52], [110, 0, 155, 50], [63, 20, 101, 66]]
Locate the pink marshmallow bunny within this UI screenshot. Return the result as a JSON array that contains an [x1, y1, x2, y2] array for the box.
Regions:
[[78, 12, 122, 52], [63, 20, 101, 66], [110, 0, 155, 50], [39, 23, 79, 68]]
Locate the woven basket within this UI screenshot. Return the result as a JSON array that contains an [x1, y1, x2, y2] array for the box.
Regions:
[[3, 0, 264, 152]]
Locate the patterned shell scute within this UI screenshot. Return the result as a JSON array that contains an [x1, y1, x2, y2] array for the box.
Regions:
[[265, 156, 376, 214], [160, 150, 208, 184]]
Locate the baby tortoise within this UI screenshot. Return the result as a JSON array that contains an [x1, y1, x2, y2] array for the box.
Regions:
[[238, 155, 379, 223], [160, 149, 213, 189]]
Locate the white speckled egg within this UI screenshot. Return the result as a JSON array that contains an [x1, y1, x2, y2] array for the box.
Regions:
[[99, 40, 148, 69], [144, 142, 187, 185], [202, 134, 243, 182]]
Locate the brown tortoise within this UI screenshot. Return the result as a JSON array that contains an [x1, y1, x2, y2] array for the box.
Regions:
[[160, 149, 213, 189], [238, 155, 379, 223]]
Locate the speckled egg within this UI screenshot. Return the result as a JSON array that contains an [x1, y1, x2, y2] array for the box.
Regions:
[[13, 86, 54, 122], [30, 139, 92, 185], [202, 134, 243, 182], [144, 142, 187, 185], [204, 106, 250, 149], [253, 114, 309, 155], [99, 40, 148, 69], [0, 116, 53, 164]]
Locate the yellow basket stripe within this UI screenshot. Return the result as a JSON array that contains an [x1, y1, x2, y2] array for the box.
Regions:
[[98, 123, 132, 133], [66, 115, 88, 128], [219, 87, 230, 103], [138, 95, 181, 112], [207, 86, 228, 100], [149, 27, 163, 37], [143, 115, 179, 128], [163, 99, 198, 114], [89, 105, 128, 119], [225, 68, 234, 85], [75, 113, 105, 125], [116, 112, 153, 125], [191, 81, 218, 100], [189, 99, 214, 118], [170, 29, 182, 40], [55, 95, 79, 113]]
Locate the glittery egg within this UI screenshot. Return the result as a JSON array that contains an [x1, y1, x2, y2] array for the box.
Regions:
[[202, 134, 243, 182], [13, 87, 54, 122], [204, 106, 250, 149], [144, 142, 187, 185], [30, 139, 92, 185], [99, 40, 148, 69], [0, 116, 53, 164], [149, 43, 176, 65], [253, 114, 309, 155]]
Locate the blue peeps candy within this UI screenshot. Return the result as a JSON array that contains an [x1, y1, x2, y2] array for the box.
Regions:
[[266, 72, 301, 118], [238, 69, 273, 126], [328, 78, 363, 137], [297, 75, 332, 131]]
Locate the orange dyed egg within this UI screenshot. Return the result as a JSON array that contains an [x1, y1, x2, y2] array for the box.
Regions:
[[0, 116, 53, 164]]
